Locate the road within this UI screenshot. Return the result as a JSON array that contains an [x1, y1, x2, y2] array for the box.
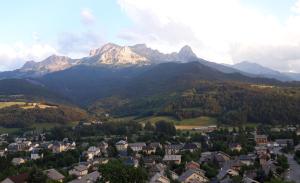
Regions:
[[285, 154, 300, 183]]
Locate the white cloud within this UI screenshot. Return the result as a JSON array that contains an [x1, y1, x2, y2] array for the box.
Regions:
[[81, 8, 96, 25], [0, 42, 57, 71], [118, 0, 300, 72]]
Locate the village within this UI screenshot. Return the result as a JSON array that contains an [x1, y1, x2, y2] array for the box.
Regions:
[[0, 121, 300, 183]]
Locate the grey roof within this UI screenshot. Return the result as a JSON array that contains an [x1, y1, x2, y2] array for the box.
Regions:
[[150, 173, 170, 183], [242, 177, 260, 183], [183, 143, 198, 150], [164, 144, 182, 150], [275, 139, 294, 145], [128, 142, 146, 147], [44, 169, 65, 181], [68, 171, 100, 183], [178, 169, 207, 182], [163, 155, 181, 161], [74, 164, 88, 171], [116, 140, 127, 145], [239, 155, 251, 161]]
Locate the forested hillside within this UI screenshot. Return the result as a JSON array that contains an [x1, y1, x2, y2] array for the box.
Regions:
[[108, 81, 300, 125], [0, 104, 88, 128], [0, 61, 300, 127]]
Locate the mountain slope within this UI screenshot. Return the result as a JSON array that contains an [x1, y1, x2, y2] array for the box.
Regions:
[[232, 61, 292, 81], [20, 55, 79, 74], [37, 61, 285, 106], [0, 78, 70, 103], [87, 43, 149, 65], [130, 44, 198, 63]]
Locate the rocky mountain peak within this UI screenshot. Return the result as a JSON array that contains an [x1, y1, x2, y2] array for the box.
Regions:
[[20, 54, 75, 74], [21, 60, 36, 70], [89, 43, 121, 57], [177, 45, 198, 61], [88, 43, 149, 65]]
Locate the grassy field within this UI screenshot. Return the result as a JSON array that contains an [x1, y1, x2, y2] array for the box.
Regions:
[[135, 116, 178, 124], [0, 127, 20, 134], [109, 116, 138, 122], [0, 102, 56, 110], [133, 115, 217, 130], [0, 102, 26, 109], [0, 122, 79, 134], [30, 121, 79, 130]]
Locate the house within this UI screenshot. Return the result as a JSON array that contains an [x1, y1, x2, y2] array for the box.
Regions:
[[185, 161, 200, 170], [0, 149, 7, 157], [149, 163, 167, 176], [229, 143, 242, 152], [297, 129, 300, 136], [149, 142, 162, 149], [1, 173, 29, 183], [242, 177, 260, 183], [11, 158, 25, 166], [40, 142, 53, 149], [89, 158, 108, 166], [217, 166, 239, 181], [143, 156, 156, 167], [275, 139, 294, 147], [229, 160, 243, 171], [213, 152, 231, 167], [199, 151, 231, 167], [255, 146, 268, 155], [44, 169, 65, 182], [259, 154, 269, 166], [7, 141, 32, 152], [255, 134, 268, 145], [163, 155, 181, 164], [192, 125, 217, 133], [143, 146, 156, 155], [115, 140, 128, 151], [7, 143, 23, 152], [169, 170, 179, 180], [239, 155, 254, 166], [178, 169, 209, 183], [128, 142, 146, 152], [30, 149, 43, 160], [99, 141, 108, 152], [199, 152, 213, 163], [164, 144, 182, 155], [68, 171, 100, 183], [69, 165, 89, 177], [86, 146, 101, 160], [295, 144, 300, 151], [227, 169, 239, 176], [150, 173, 170, 183], [52, 142, 66, 153], [182, 143, 199, 153], [87, 146, 101, 155]]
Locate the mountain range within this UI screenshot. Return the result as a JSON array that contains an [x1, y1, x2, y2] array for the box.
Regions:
[[0, 42, 299, 105], [1, 43, 299, 82], [0, 43, 300, 125]]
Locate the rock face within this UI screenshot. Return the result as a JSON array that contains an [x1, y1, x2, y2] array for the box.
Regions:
[[88, 43, 149, 65], [20, 55, 78, 75], [177, 45, 198, 61], [130, 44, 198, 63], [7, 43, 199, 77]]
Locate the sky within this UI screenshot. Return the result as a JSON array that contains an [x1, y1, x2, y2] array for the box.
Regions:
[[1, 0, 300, 72]]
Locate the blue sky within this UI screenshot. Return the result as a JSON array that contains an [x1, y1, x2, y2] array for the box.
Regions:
[[1, 0, 300, 72], [0, 0, 131, 44]]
